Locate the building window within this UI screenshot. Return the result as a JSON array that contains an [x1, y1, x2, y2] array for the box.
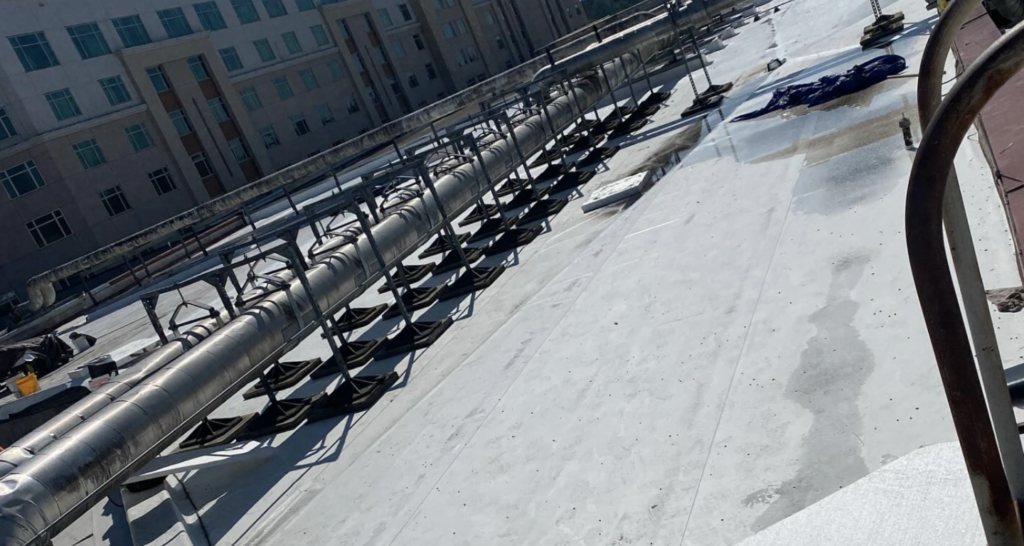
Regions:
[[310, 24, 329, 47], [295, 0, 315, 11], [1, 160, 45, 199], [318, 103, 334, 125], [433, 0, 443, 11], [377, 8, 393, 27], [99, 76, 131, 106], [187, 56, 210, 81], [389, 81, 402, 97], [352, 53, 365, 73], [273, 76, 293, 100], [260, 126, 280, 148], [327, 59, 345, 81], [194, 2, 228, 30], [282, 31, 302, 54], [425, 63, 437, 80], [146, 66, 170, 92], [413, 34, 425, 50], [240, 87, 262, 111], [399, 3, 413, 21], [168, 110, 192, 136], [125, 123, 155, 151], [44, 89, 82, 121], [207, 96, 230, 122], [408, 73, 419, 88], [0, 108, 16, 142], [299, 68, 319, 90], [263, 0, 288, 18], [496, 36, 505, 50], [99, 186, 131, 217], [443, 22, 454, 39], [484, 8, 496, 24], [158, 8, 194, 38], [9, 32, 59, 72], [367, 87, 379, 104], [148, 167, 176, 195], [67, 23, 111, 60], [346, 97, 359, 113], [373, 46, 386, 64], [219, 47, 243, 71], [466, 45, 478, 61], [254, 38, 276, 62], [291, 115, 310, 136], [392, 39, 406, 58], [362, 14, 374, 31], [336, 19, 351, 39], [27, 210, 72, 248], [112, 15, 152, 48], [72, 138, 106, 170], [191, 151, 215, 178], [228, 137, 250, 162], [231, 0, 261, 24]]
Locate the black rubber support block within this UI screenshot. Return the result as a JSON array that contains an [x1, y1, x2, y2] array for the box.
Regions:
[[547, 171, 596, 195], [519, 199, 569, 225], [418, 232, 471, 259], [468, 216, 520, 243], [578, 146, 621, 167], [176, 414, 258, 453], [681, 93, 725, 118], [243, 358, 323, 399], [505, 187, 550, 210], [641, 91, 672, 108], [377, 263, 436, 293], [437, 265, 507, 301], [601, 106, 636, 126], [433, 246, 484, 275], [375, 318, 454, 360], [306, 372, 400, 422], [333, 304, 388, 334], [607, 117, 649, 139], [459, 203, 505, 226], [529, 147, 563, 168], [697, 82, 733, 101], [636, 103, 663, 118], [383, 285, 445, 319], [534, 164, 566, 185], [495, 178, 529, 197], [483, 227, 544, 256], [557, 133, 581, 149], [310, 338, 387, 379], [236, 395, 321, 441], [566, 133, 603, 155]]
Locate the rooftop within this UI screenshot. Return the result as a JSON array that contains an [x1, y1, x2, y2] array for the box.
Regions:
[[25, 0, 1024, 544]]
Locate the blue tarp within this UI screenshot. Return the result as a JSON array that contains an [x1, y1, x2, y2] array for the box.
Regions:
[[733, 55, 907, 122]]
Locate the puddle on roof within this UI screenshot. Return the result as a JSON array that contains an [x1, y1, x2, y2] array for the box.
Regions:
[[749, 107, 914, 167], [626, 120, 704, 177]]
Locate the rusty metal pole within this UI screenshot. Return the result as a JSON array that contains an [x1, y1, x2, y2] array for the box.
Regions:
[[917, 0, 1024, 509], [907, 19, 1024, 546]]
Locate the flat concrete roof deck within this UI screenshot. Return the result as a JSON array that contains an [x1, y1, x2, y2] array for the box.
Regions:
[[46, 0, 1024, 544]]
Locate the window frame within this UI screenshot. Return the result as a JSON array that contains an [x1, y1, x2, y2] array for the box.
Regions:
[[207, 96, 231, 122], [281, 31, 302, 54], [125, 123, 155, 152], [112, 15, 153, 48], [1, 160, 45, 199], [168, 109, 193, 136], [0, 108, 16, 142], [254, 38, 276, 62], [240, 86, 262, 111], [66, 23, 111, 60], [158, 8, 194, 38], [99, 185, 132, 217], [9, 32, 60, 72], [72, 138, 107, 170], [228, 137, 250, 162], [273, 76, 294, 100], [262, 0, 288, 18], [219, 46, 244, 71], [194, 1, 228, 31], [398, 4, 413, 21], [310, 24, 329, 47], [98, 76, 131, 106], [291, 115, 310, 136], [148, 167, 177, 195], [231, 0, 262, 24], [377, 8, 394, 27], [187, 56, 210, 81], [44, 88, 82, 121], [299, 68, 319, 91], [146, 66, 170, 92], [260, 126, 280, 148], [317, 103, 334, 125], [26, 209, 72, 248], [190, 151, 215, 178]]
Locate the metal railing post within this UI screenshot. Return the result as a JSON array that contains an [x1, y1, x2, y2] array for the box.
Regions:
[[907, 17, 1024, 545]]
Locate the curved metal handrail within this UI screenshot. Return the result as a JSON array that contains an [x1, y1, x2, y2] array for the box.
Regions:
[[907, 18, 1024, 546], [916, 0, 1024, 512]]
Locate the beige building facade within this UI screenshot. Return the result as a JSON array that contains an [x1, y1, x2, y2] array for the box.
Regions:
[[0, 0, 586, 314]]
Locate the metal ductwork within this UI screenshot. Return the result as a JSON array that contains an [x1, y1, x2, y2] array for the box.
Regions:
[[0, 2, 752, 543], [0, 318, 222, 476]]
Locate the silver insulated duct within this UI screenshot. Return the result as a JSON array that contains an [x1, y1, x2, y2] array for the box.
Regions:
[[0, 1, 749, 543]]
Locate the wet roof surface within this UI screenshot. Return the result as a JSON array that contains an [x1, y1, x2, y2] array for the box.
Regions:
[[46, 0, 1024, 544]]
